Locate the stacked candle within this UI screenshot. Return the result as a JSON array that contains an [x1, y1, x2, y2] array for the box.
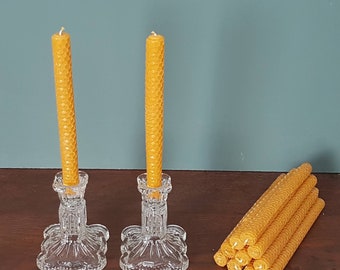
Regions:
[[145, 32, 164, 188], [51, 27, 79, 186], [214, 163, 325, 270]]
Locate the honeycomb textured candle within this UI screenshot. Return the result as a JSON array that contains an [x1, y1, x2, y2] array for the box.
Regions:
[[227, 258, 243, 270], [270, 198, 325, 270], [51, 29, 79, 186], [247, 174, 317, 259], [145, 32, 164, 188], [213, 174, 286, 264], [235, 249, 251, 266], [228, 173, 286, 249], [240, 163, 312, 246], [213, 250, 228, 267], [253, 188, 318, 270]]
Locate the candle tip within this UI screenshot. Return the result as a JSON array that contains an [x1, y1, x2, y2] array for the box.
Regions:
[[151, 31, 157, 36], [59, 27, 65, 35]]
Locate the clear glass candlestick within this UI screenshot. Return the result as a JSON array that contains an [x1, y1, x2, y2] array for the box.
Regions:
[[37, 171, 109, 270], [120, 173, 189, 270]]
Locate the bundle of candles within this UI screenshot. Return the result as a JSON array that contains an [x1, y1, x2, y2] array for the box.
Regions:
[[213, 162, 325, 270]]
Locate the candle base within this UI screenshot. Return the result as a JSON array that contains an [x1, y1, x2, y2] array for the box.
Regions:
[[37, 171, 109, 270], [120, 173, 189, 270]]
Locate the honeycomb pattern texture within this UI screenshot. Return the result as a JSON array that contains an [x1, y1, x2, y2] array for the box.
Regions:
[[215, 173, 287, 266], [228, 173, 286, 250], [145, 33, 164, 188], [51, 30, 79, 186], [213, 163, 325, 270], [253, 188, 318, 270], [270, 198, 325, 270], [247, 174, 317, 259], [239, 163, 312, 246]]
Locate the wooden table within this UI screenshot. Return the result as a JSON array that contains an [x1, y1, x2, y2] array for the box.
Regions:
[[0, 169, 339, 269]]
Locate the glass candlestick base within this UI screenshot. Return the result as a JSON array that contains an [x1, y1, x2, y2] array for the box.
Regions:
[[37, 171, 109, 270], [120, 173, 189, 270]]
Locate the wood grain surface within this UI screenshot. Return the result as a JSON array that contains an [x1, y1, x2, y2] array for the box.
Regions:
[[0, 169, 338, 270]]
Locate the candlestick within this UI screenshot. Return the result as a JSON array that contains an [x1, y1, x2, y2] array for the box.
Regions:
[[120, 173, 189, 270], [120, 32, 189, 270], [145, 31, 164, 188], [37, 171, 109, 270], [37, 28, 109, 270], [51, 27, 79, 186]]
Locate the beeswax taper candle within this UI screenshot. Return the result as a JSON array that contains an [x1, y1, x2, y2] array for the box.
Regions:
[[51, 27, 79, 186], [145, 32, 164, 188]]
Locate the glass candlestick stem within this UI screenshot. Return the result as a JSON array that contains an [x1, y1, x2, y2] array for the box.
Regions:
[[37, 171, 109, 270]]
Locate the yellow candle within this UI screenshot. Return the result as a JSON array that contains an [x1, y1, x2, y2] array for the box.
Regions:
[[51, 27, 79, 186], [213, 250, 228, 267], [145, 32, 164, 188], [270, 198, 325, 270]]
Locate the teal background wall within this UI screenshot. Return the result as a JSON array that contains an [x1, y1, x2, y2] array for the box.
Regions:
[[0, 1, 339, 172]]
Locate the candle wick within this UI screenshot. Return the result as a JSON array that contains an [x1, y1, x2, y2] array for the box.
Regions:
[[59, 27, 65, 35], [151, 31, 157, 36]]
